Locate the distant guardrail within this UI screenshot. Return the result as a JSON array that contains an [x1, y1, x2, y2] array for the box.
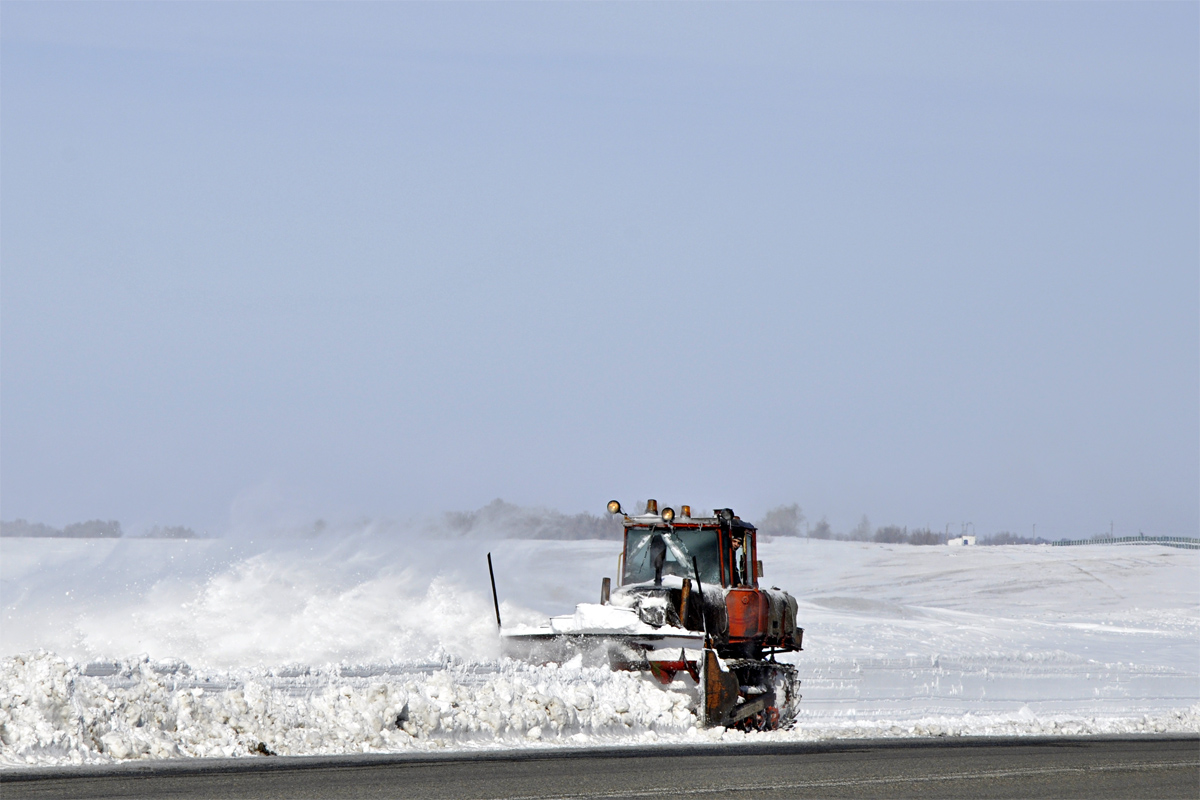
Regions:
[[1051, 535, 1199, 550]]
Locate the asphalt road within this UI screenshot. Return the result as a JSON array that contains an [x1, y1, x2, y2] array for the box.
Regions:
[[3, 736, 1197, 800]]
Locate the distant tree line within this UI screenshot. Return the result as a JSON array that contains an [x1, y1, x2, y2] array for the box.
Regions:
[[755, 505, 1051, 545], [142, 525, 203, 539], [3, 503, 1073, 545], [439, 499, 623, 540], [981, 531, 1048, 545], [1, 519, 123, 538], [0, 519, 203, 538]]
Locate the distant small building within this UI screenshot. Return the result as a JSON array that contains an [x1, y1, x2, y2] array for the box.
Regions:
[[948, 535, 976, 546]]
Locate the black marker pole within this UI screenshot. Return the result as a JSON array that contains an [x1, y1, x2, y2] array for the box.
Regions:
[[487, 552, 502, 629]]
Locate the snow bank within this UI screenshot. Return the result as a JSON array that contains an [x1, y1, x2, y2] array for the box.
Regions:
[[0, 651, 695, 767]]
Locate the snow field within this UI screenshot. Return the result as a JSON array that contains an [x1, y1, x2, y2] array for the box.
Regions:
[[2, 532, 1197, 765]]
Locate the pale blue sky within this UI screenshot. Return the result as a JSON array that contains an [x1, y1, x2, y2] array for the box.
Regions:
[[2, 2, 1196, 538]]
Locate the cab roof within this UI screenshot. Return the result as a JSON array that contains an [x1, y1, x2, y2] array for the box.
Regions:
[[621, 512, 757, 532]]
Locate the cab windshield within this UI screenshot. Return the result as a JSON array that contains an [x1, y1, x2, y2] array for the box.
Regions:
[[623, 528, 722, 585]]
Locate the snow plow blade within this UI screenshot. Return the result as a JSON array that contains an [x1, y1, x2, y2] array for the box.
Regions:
[[501, 629, 704, 670]]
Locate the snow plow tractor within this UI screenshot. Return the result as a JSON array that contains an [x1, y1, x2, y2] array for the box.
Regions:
[[499, 500, 804, 731]]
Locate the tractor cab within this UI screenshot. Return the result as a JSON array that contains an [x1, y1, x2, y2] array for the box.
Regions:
[[617, 502, 759, 589], [607, 499, 801, 658]]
